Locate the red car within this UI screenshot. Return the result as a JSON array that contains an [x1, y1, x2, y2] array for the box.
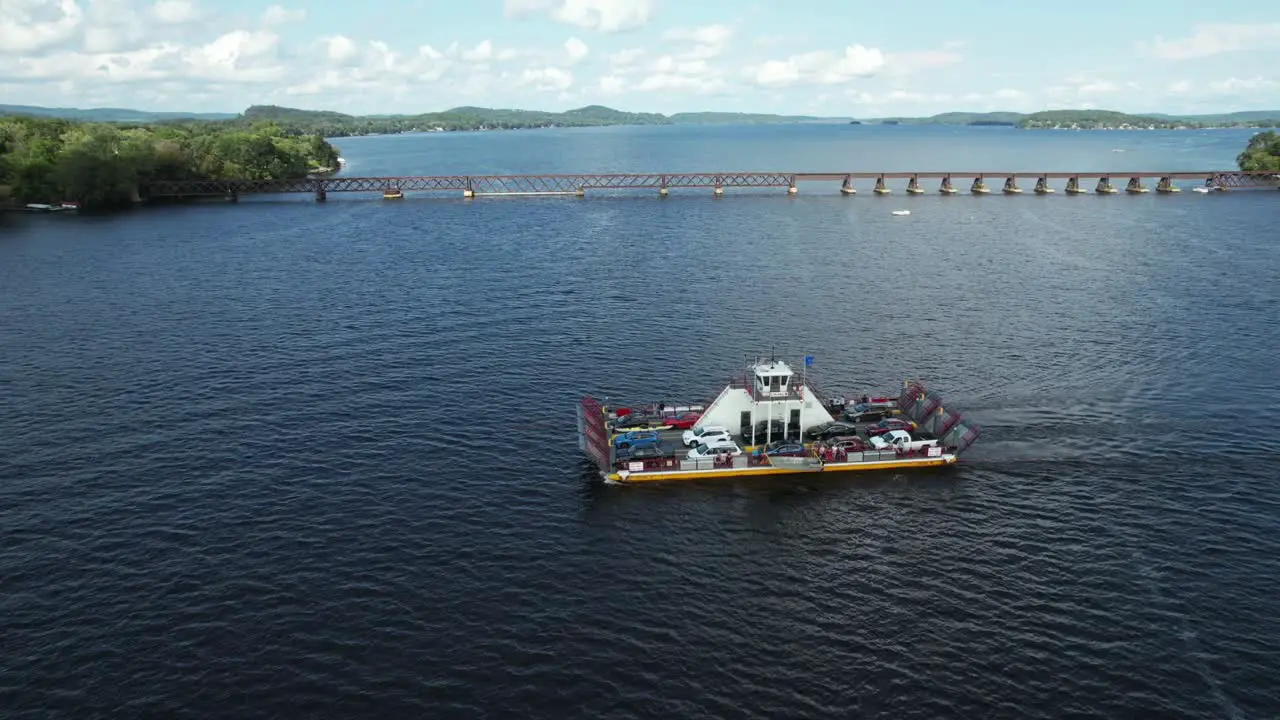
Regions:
[[866, 418, 917, 436], [664, 411, 702, 429]]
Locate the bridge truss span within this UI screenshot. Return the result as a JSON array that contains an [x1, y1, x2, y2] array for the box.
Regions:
[[142, 170, 1279, 200]]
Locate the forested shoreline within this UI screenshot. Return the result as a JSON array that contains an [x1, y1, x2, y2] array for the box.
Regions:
[[0, 117, 340, 209], [1237, 131, 1280, 172]]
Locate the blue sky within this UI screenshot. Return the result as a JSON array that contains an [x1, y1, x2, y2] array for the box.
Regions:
[[1, 0, 1278, 116]]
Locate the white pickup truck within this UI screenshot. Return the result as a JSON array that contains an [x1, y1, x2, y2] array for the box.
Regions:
[[868, 429, 939, 452]]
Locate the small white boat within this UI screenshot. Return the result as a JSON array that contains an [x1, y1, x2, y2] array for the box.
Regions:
[[1192, 187, 1211, 194], [891, 209, 911, 216]]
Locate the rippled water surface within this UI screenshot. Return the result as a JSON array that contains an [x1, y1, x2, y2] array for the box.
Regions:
[[2, 125, 1279, 719]]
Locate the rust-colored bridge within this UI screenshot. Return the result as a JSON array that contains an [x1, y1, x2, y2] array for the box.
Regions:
[[145, 170, 1279, 201]]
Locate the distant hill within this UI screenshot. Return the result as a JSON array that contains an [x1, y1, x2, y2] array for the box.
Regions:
[[235, 103, 670, 135], [0, 103, 235, 122], [859, 109, 1280, 129], [865, 111, 1026, 126], [1144, 110, 1280, 123], [4, 102, 1279, 133], [669, 111, 840, 124]]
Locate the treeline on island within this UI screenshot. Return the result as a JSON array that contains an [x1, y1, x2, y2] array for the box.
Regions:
[[1237, 130, 1280, 172], [0, 115, 340, 209]]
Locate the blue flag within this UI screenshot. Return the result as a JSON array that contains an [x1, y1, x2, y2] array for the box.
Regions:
[[804, 355, 814, 367]]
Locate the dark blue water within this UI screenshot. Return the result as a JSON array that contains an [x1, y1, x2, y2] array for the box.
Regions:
[[2, 125, 1279, 719]]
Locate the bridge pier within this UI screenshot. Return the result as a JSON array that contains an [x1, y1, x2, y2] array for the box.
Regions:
[[840, 176, 856, 195], [906, 175, 923, 194], [227, 190, 238, 203], [714, 182, 724, 196], [1126, 177, 1149, 194], [1065, 177, 1085, 194], [1034, 176, 1053, 194], [940, 176, 956, 194], [1096, 176, 1117, 194], [1002, 177, 1021, 194], [576, 187, 585, 197], [788, 175, 797, 194], [971, 176, 989, 194], [874, 176, 891, 194], [1156, 176, 1180, 193], [314, 180, 327, 202]]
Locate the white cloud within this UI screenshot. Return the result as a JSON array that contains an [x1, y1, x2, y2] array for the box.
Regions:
[[885, 48, 964, 76], [321, 35, 359, 64], [153, 0, 199, 24], [629, 56, 726, 93], [1076, 81, 1119, 95], [2, 29, 286, 84], [564, 37, 589, 63], [663, 24, 732, 60], [597, 74, 625, 94], [462, 40, 494, 62], [0, 0, 84, 55], [608, 47, 645, 70], [1207, 76, 1278, 94], [750, 45, 886, 87], [1139, 23, 1280, 60], [521, 66, 573, 91], [503, 0, 654, 33], [456, 39, 517, 62], [261, 5, 305, 26]]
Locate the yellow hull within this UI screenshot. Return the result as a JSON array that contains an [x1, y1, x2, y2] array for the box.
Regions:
[[607, 455, 957, 483]]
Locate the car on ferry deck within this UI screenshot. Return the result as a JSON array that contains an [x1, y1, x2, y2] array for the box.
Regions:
[[616, 445, 669, 462], [613, 430, 662, 449], [687, 440, 743, 460], [682, 425, 732, 447], [824, 436, 869, 452], [760, 442, 808, 457], [804, 421, 859, 441], [843, 403, 899, 423], [742, 419, 798, 444], [664, 411, 702, 430], [613, 414, 663, 431], [866, 418, 918, 436]]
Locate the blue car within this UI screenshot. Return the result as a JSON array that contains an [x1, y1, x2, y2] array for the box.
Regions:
[[617, 445, 668, 462], [614, 430, 661, 450], [766, 443, 808, 457]]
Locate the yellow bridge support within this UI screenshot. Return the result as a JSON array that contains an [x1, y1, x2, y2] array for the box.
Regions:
[[1096, 176, 1117, 194], [1034, 176, 1053, 194], [1156, 176, 1180, 193], [874, 176, 891, 194], [841, 176, 856, 195], [939, 176, 956, 194], [1126, 177, 1149, 194], [971, 177, 990, 194], [1002, 177, 1022, 194], [906, 176, 924, 194], [1066, 177, 1086, 194]]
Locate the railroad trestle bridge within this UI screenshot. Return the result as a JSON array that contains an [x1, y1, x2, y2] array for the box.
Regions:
[[145, 170, 1279, 202]]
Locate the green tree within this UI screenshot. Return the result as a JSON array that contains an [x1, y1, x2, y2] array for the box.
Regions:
[[1237, 130, 1280, 172], [0, 114, 341, 208]]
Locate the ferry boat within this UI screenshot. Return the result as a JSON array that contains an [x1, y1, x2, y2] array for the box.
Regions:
[[577, 355, 981, 483]]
